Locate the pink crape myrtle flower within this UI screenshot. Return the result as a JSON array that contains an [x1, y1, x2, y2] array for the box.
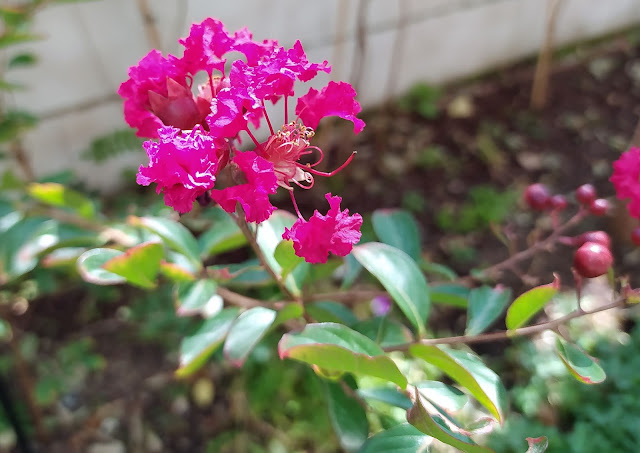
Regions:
[[137, 126, 223, 214], [212, 151, 278, 223], [283, 193, 362, 264], [296, 81, 366, 134], [611, 146, 640, 218]]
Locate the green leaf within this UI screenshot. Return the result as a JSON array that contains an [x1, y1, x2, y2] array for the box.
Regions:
[[353, 317, 414, 348], [223, 307, 276, 366], [256, 211, 306, 295], [555, 337, 605, 384], [0, 110, 38, 143], [420, 260, 458, 281], [274, 239, 304, 278], [525, 437, 549, 453], [0, 79, 24, 91], [325, 380, 369, 452], [416, 381, 468, 412], [81, 128, 143, 163], [359, 423, 431, 453], [408, 389, 494, 453], [409, 345, 506, 423], [130, 216, 201, 269], [273, 303, 304, 327], [372, 209, 421, 261], [8, 52, 37, 69], [353, 242, 430, 336], [175, 279, 221, 317], [306, 301, 359, 326], [159, 261, 196, 282], [0, 32, 40, 49], [505, 275, 559, 330], [197, 208, 246, 257], [176, 308, 240, 378], [431, 284, 470, 308], [207, 260, 272, 287], [466, 286, 511, 335], [102, 242, 163, 289], [356, 387, 412, 409], [278, 323, 407, 388], [76, 248, 126, 285], [27, 182, 96, 219]]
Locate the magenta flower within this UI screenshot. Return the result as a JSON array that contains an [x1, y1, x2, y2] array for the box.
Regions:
[[211, 151, 278, 223], [137, 126, 223, 213], [611, 147, 640, 218], [296, 81, 366, 134], [283, 193, 362, 264]]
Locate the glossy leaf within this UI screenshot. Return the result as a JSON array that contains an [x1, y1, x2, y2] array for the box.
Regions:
[[506, 275, 559, 329], [466, 286, 511, 335], [353, 242, 430, 335], [274, 240, 304, 278], [306, 301, 359, 326], [176, 308, 240, 378], [207, 259, 272, 287], [357, 387, 412, 410], [27, 183, 95, 219], [359, 423, 431, 453], [408, 389, 494, 453], [102, 242, 163, 289], [325, 381, 368, 452], [273, 303, 304, 327], [372, 209, 421, 261], [420, 261, 458, 281], [224, 307, 277, 366], [255, 211, 305, 295], [556, 337, 605, 384], [278, 323, 407, 388], [129, 216, 201, 269], [353, 317, 414, 348], [76, 248, 126, 285], [431, 284, 470, 308], [410, 345, 506, 423], [175, 279, 221, 317], [159, 261, 196, 282], [0, 216, 51, 282], [525, 436, 549, 453], [197, 207, 246, 257], [416, 381, 468, 412]]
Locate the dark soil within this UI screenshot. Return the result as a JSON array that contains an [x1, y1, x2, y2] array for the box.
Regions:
[[7, 31, 640, 453]]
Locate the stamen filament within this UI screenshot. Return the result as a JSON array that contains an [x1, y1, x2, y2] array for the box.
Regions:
[[284, 96, 289, 124], [303, 151, 356, 177], [290, 190, 304, 220]]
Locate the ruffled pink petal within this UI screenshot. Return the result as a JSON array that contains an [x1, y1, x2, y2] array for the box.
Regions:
[[282, 193, 362, 264], [611, 147, 640, 218], [211, 151, 278, 223], [137, 126, 221, 213], [295, 81, 365, 134], [179, 18, 234, 75], [118, 50, 187, 138]]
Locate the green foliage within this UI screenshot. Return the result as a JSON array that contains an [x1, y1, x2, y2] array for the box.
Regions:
[[398, 83, 442, 119], [81, 128, 144, 163]]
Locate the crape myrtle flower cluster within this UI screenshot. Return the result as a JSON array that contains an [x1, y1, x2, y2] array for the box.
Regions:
[[119, 18, 364, 263]]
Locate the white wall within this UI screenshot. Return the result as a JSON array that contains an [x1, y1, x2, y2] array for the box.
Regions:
[[4, 0, 640, 190]]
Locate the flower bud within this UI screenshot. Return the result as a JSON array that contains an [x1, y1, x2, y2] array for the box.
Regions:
[[574, 231, 611, 249], [589, 198, 609, 216], [550, 194, 568, 211], [632, 227, 640, 246], [524, 183, 550, 211], [573, 242, 613, 278], [575, 184, 597, 206]]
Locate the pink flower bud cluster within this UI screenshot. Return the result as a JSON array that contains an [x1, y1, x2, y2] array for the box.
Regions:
[[523, 183, 610, 216], [119, 19, 364, 263]]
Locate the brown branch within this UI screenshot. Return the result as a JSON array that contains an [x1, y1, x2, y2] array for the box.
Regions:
[[384, 296, 627, 352], [136, 0, 162, 50]]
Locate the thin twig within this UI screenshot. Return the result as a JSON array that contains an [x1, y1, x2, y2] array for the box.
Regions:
[[383, 296, 627, 352], [530, 0, 564, 110], [136, 0, 162, 50]]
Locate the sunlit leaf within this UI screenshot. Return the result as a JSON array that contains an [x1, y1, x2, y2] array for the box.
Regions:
[[176, 308, 240, 378], [76, 248, 126, 285], [410, 345, 506, 423], [372, 209, 421, 260], [274, 240, 304, 278], [175, 279, 221, 317], [506, 275, 559, 329], [359, 423, 431, 453], [325, 380, 368, 452], [279, 323, 407, 388], [197, 207, 246, 257], [27, 183, 95, 219], [102, 242, 163, 289], [525, 436, 549, 453], [353, 242, 430, 336], [223, 306, 277, 366], [416, 381, 468, 412], [357, 387, 412, 410], [466, 286, 511, 335], [556, 337, 605, 384]]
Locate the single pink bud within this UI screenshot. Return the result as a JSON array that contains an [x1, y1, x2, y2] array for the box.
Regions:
[[573, 242, 613, 278], [589, 198, 610, 216], [550, 194, 568, 211], [524, 183, 550, 211], [573, 231, 611, 249], [631, 227, 640, 246], [575, 184, 597, 206]]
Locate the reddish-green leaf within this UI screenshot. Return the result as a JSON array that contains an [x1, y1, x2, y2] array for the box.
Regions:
[[325, 381, 368, 452], [176, 308, 240, 378], [76, 248, 126, 285], [505, 275, 560, 330], [224, 307, 276, 366], [278, 323, 407, 388], [408, 389, 495, 453], [353, 242, 430, 336], [409, 345, 506, 423], [466, 286, 511, 335], [159, 261, 195, 282], [102, 242, 163, 289], [525, 436, 549, 453], [359, 423, 431, 453], [556, 337, 605, 384]]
